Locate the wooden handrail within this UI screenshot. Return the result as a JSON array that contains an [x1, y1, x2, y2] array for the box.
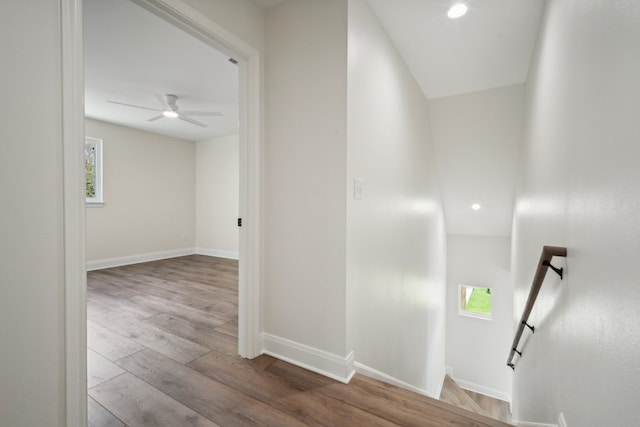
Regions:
[[507, 245, 567, 369]]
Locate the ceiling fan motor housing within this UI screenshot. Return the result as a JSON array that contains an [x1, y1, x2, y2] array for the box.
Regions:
[[165, 94, 179, 111]]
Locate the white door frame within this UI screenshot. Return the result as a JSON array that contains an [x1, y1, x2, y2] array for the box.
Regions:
[[62, 0, 262, 425]]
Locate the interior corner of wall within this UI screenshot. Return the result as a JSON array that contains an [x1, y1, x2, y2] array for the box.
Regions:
[[354, 362, 434, 399], [260, 333, 355, 384]]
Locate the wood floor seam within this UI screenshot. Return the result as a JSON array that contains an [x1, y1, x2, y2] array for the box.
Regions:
[[88, 255, 513, 427]]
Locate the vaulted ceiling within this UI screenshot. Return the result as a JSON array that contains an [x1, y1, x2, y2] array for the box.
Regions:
[[367, 0, 545, 99], [366, 0, 545, 237]]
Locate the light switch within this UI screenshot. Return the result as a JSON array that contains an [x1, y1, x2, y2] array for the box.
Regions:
[[353, 178, 363, 200]]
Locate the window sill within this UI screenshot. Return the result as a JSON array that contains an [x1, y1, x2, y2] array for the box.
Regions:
[[86, 201, 105, 208], [458, 311, 492, 321]]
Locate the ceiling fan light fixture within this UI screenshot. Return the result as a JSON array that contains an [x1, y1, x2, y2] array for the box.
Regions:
[[447, 3, 468, 19], [108, 94, 218, 128]]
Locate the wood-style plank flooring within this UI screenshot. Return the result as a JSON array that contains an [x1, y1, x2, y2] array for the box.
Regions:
[[440, 376, 511, 424], [88, 255, 513, 426]]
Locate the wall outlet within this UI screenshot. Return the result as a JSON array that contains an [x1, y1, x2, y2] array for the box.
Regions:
[[182, 234, 188, 242]]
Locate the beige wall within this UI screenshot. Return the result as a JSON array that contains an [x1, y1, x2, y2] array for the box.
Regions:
[[0, 1, 261, 425], [182, 0, 265, 53], [264, 0, 349, 359], [346, 0, 447, 396], [195, 134, 239, 258], [85, 119, 195, 264], [0, 1, 66, 425]]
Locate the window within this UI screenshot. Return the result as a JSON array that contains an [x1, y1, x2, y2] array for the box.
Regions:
[[85, 137, 103, 205], [459, 284, 492, 319]]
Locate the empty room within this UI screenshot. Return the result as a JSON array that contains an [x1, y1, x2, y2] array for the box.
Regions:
[[3, 1, 639, 426]]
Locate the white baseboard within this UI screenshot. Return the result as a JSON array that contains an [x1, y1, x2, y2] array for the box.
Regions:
[[86, 247, 240, 270], [195, 247, 239, 260], [452, 376, 511, 404], [355, 362, 434, 398], [86, 248, 195, 271], [260, 333, 355, 384], [435, 365, 448, 399]]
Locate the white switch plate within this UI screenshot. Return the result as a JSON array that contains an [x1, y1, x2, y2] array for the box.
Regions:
[[353, 178, 363, 200]]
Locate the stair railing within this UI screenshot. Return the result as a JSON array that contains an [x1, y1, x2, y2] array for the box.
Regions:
[[507, 245, 567, 370]]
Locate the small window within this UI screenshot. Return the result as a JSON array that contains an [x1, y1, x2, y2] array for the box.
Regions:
[[459, 284, 492, 319], [85, 137, 103, 205]]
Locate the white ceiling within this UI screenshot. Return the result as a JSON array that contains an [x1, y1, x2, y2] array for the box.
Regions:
[[367, 0, 545, 99], [84, 0, 240, 142], [366, 0, 545, 237], [85, 0, 544, 237], [85, 0, 543, 137]]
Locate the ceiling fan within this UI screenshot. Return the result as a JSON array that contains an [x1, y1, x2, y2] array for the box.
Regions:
[[107, 94, 222, 128]]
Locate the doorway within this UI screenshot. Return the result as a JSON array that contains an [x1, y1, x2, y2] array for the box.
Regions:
[[61, 0, 261, 425]]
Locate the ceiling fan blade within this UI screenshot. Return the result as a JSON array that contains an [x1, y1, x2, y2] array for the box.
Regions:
[[147, 115, 164, 122], [180, 111, 223, 117], [155, 93, 173, 111], [107, 100, 162, 112], [178, 114, 207, 128]]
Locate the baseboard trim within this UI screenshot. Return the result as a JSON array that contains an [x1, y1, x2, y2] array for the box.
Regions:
[[355, 362, 434, 398], [435, 365, 448, 399], [260, 333, 355, 384], [86, 248, 195, 271], [194, 247, 239, 260], [452, 376, 511, 404]]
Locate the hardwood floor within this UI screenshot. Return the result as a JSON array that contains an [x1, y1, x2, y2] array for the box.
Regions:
[[440, 376, 512, 424], [88, 255, 513, 426]]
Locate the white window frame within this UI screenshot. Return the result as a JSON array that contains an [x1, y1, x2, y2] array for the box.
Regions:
[[85, 136, 104, 206], [458, 284, 493, 320]]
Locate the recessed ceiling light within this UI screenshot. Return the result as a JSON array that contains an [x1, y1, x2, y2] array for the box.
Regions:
[[163, 110, 179, 118], [471, 203, 481, 210], [447, 3, 468, 19]]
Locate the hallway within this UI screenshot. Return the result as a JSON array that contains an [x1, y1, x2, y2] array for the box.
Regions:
[[87, 256, 513, 426]]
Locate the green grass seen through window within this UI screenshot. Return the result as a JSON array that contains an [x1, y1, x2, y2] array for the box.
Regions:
[[466, 287, 492, 315]]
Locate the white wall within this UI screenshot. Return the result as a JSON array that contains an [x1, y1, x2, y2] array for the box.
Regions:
[[429, 85, 524, 237], [0, 1, 65, 425], [445, 235, 512, 401], [195, 134, 239, 258], [346, 0, 447, 396], [85, 119, 195, 263], [264, 0, 349, 365], [429, 85, 523, 400], [511, 0, 640, 425]]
